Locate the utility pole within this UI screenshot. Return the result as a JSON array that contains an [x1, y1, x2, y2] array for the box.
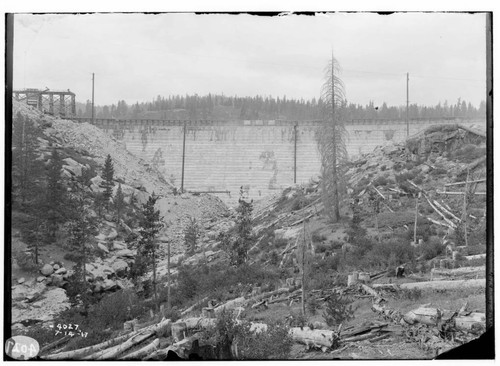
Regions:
[[167, 239, 171, 309], [181, 121, 187, 193], [413, 192, 420, 245], [293, 124, 298, 184], [91, 73, 95, 125], [406, 72, 409, 137]]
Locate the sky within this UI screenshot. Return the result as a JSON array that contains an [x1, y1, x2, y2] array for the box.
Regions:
[[12, 12, 487, 108]]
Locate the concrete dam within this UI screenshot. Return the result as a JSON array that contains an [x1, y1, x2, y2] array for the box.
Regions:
[[85, 117, 485, 204]]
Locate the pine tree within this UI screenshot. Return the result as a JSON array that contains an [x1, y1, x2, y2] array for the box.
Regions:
[[44, 148, 66, 242], [184, 216, 200, 256], [113, 183, 125, 223], [317, 54, 348, 222], [12, 112, 42, 209], [66, 196, 97, 310], [101, 154, 114, 207], [137, 194, 164, 307], [233, 188, 254, 265]]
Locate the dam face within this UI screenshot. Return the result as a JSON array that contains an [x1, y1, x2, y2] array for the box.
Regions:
[[91, 118, 485, 204]]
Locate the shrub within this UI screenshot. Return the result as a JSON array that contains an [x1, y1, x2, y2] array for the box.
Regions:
[[311, 232, 327, 243], [92, 289, 146, 330], [430, 168, 448, 176], [63, 252, 82, 263], [307, 297, 321, 315], [448, 144, 486, 163], [273, 238, 288, 249], [200, 309, 294, 360], [373, 175, 392, 187], [323, 291, 355, 327], [420, 237, 444, 260], [13, 250, 39, 271], [269, 250, 280, 265], [396, 288, 422, 301], [364, 239, 415, 268]]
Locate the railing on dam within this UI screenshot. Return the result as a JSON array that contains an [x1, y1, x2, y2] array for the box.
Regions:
[[69, 116, 480, 127]]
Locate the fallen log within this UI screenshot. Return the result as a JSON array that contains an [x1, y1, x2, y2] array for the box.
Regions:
[[244, 287, 293, 306], [371, 283, 399, 291], [89, 331, 155, 360], [182, 317, 217, 331], [404, 307, 442, 326], [464, 254, 486, 261], [431, 266, 485, 277], [42, 329, 141, 360], [181, 297, 209, 316], [289, 327, 339, 349], [343, 330, 381, 342], [359, 283, 383, 298], [454, 312, 486, 332], [399, 278, 485, 291], [84, 319, 170, 360], [120, 338, 159, 360], [214, 296, 246, 314], [144, 334, 202, 360], [39, 335, 72, 355]]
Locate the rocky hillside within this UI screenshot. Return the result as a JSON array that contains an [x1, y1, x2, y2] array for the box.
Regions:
[[10, 100, 230, 332]]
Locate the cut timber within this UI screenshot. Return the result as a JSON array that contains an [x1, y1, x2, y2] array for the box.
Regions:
[[399, 278, 485, 291], [181, 296, 208, 316], [85, 319, 170, 360], [371, 283, 398, 291], [145, 334, 202, 360], [404, 307, 441, 326], [465, 254, 486, 261], [214, 296, 246, 314], [42, 329, 143, 360], [289, 327, 338, 349], [120, 338, 159, 360], [182, 317, 217, 331], [343, 330, 381, 342], [431, 266, 485, 277], [90, 331, 155, 360], [359, 283, 382, 298], [39, 335, 71, 355], [290, 211, 316, 227], [455, 312, 486, 332]]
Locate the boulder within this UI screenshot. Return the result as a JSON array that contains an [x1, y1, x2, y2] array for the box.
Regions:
[[53, 263, 60, 270], [102, 279, 118, 291], [55, 267, 67, 275], [94, 281, 103, 293], [111, 260, 129, 277], [41, 264, 54, 276], [107, 228, 118, 240], [51, 274, 64, 287], [116, 249, 135, 258], [36, 276, 46, 283], [95, 233, 107, 241], [98, 243, 109, 254], [113, 241, 126, 251], [63, 158, 83, 177], [17, 277, 26, 284], [26, 291, 43, 303]]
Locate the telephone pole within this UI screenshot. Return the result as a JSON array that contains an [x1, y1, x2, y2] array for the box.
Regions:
[[91, 73, 95, 124], [181, 121, 187, 193], [406, 72, 409, 137]]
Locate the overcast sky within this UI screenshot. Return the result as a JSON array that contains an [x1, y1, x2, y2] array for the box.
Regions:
[[12, 12, 487, 107]]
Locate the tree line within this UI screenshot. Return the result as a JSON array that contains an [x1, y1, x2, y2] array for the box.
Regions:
[[76, 94, 486, 121]]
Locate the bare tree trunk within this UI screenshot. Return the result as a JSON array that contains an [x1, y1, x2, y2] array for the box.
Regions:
[[153, 250, 158, 311]]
